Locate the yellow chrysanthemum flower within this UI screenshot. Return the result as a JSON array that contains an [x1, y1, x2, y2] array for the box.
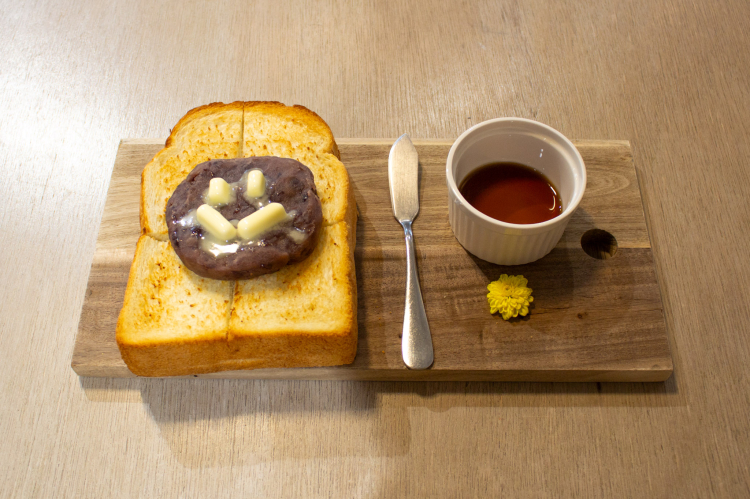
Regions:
[[487, 274, 534, 320]]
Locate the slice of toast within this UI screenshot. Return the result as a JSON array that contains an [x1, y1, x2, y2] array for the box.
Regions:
[[293, 152, 353, 227], [116, 235, 234, 377], [141, 101, 348, 236], [140, 102, 243, 237], [241, 102, 351, 227], [242, 101, 340, 160], [118, 101, 358, 376], [228, 221, 357, 369]]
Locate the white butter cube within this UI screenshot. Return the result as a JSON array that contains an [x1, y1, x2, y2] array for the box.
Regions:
[[196, 204, 237, 241], [207, 177, 232, 205], [237, 203, 288, 240], [246, 170, 266, 198]]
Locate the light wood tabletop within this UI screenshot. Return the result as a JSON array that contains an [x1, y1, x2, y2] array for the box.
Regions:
[[2, 0, 749, 497]]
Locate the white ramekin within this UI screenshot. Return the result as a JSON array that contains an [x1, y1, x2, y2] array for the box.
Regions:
[[446, 118, 586, 265]]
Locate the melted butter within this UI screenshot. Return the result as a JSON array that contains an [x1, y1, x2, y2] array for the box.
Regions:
[[178, 209, 199, 227], [200, 233, 241, 257], [285, 227, 307, 244], [199, 231, 266, 257]]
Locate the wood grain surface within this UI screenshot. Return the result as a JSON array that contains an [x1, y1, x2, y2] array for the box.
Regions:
[[73, 139, 672, 381], [2, 0, 750, 497]]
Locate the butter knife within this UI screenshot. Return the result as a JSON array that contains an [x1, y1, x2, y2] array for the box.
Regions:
[[388, 134, 434, 370]]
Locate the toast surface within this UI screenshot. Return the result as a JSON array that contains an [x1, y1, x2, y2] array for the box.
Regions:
[[228, 222, 357, 369], [116, 235, 234, 376], [242, 101, 340, 160], [297, 153, 353, 227]]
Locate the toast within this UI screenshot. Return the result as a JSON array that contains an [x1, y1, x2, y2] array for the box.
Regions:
[[240, 102, 352, 227], [116, 235, 234, 376], [242, 101, 340, 160], [141, 101, 347, 237], [141, 102, 244, 238], [229, 222, 357, 370], [117, 101, 358, 376]]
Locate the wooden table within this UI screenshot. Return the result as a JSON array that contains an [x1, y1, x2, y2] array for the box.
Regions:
[[2, 1, 748, 496]]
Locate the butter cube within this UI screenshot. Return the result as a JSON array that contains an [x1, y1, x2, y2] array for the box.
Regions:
[[196, 204, 236, 241], [207, 178, 231, 206], [246, 170, 266, 198], [237, 203, 288, 240]]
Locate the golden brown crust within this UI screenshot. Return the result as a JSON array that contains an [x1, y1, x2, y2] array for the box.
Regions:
[[139, 148, 170, 236], [139, 171, 147, 235], [116, 235, 148, 336], [119, 332, 233, 377], [343, 216, 358, 364], [343, 168, 358, 243]]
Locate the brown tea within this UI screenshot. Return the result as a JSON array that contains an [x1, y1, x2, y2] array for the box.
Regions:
[[459, 162, 563, 224]]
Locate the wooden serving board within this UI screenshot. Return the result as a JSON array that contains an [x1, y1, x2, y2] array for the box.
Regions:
[[72, 139, 673, 381]]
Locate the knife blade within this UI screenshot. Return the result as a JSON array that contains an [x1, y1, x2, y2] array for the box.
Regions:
[[388, 134, 434, 370]]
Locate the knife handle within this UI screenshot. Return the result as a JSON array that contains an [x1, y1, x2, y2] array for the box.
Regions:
[[400, 220, 434, 370]]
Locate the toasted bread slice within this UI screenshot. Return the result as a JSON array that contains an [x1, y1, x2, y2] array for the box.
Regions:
[[140, 101, 243, 237], [116, 235, 234, 376], [242, 101, 340, 160], [122, 102, 358, 376], [241, 102, 350, 227], [141, 101, 348, 236], [228, 221, 357, 369], [298, 152, 354, 227]]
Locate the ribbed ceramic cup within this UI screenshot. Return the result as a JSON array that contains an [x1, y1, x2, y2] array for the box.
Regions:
[[446, 118, 586, 265]]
